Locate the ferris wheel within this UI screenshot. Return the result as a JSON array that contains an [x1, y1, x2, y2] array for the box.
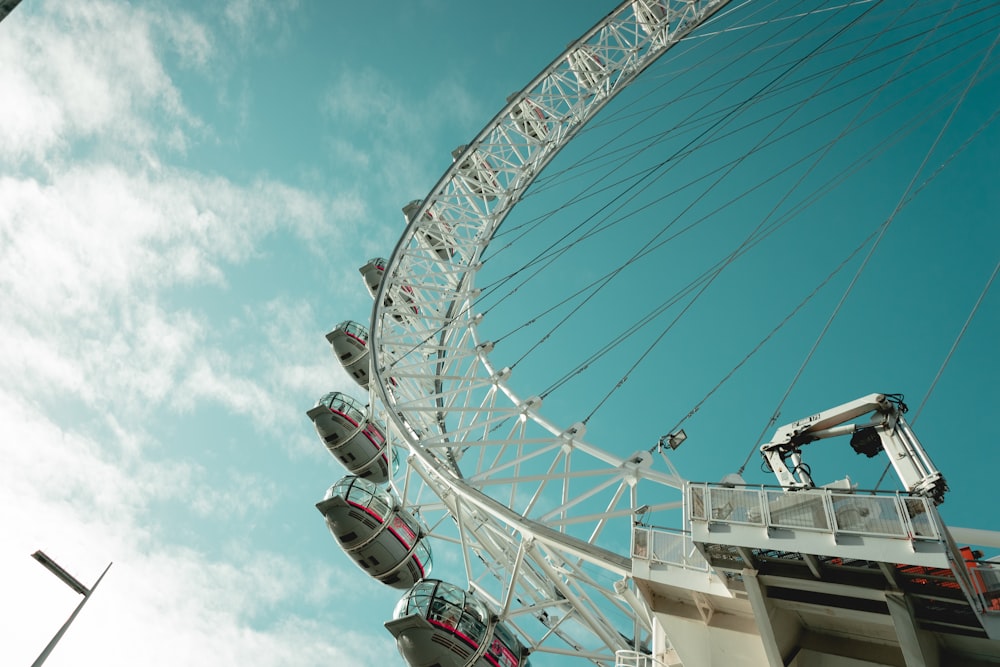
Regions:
[[311, 1, 1000, 665], [366, 2, 727, 663]]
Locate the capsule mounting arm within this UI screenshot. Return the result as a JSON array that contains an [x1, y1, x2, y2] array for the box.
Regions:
[[759, 393, 948, 504]]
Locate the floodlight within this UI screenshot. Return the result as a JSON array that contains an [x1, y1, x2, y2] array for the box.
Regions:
[[660, 430, 687, 450]]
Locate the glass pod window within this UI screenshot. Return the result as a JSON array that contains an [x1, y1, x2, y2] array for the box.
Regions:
[[336, 320, 369, 343], [328, 476, 393, 518], [316, 391, 366, 424]]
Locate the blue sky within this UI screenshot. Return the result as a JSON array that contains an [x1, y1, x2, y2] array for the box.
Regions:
[[1, 1, 997, 666]]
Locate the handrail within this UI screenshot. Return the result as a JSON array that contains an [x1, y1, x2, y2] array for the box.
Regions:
[[684, 483, 1000, 617], [686, 480, 942, 498], [632, 525, 710, 571], [965, 559, 1000, 613], [615, 649, 668, 667], [687, 482, 941, 542]]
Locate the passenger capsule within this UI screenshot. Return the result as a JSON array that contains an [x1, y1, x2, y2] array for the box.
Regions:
[[326, 320, 371, 389], [566, 45, 607, 91], [307, 391, 396, 483], [403, 200, 455, 262], [359, 257, 419, 322], [452, 145, 501, 201], [508, 98, 550, 142], [359, 256, 387, 298], [316, 475, 432, 589], [632, 0, 668, 36], [385, 579, 531, 667]]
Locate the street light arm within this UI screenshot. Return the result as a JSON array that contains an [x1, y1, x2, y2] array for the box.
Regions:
[[31, 555, 112, 667], [31, 550, 90, 596]]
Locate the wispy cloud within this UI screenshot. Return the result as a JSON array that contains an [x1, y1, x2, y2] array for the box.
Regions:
[[0, 1, 399, 664], [0, 395, 398, 664], [223, 0, 300, 51], [0, 1, 201, 165], [0, 165, 339, 419], [319, 63, 489, 259]]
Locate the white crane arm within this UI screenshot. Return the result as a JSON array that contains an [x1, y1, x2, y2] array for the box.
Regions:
[[760, 393, 948, 504]]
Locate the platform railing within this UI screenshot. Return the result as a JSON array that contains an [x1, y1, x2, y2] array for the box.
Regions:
[[967, 560, 1000, 614], [615, 649, 667, 667], [632, 525, 710, 572], [687, 483, 940, 542]]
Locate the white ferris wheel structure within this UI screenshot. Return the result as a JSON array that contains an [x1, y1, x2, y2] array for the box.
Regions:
[[367, 2, 729, 662], [318, 1, 1000, 665]]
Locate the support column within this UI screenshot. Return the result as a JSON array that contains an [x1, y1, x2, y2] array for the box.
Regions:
[[885, 592, 939, 667], [742, 569, 785, 667]]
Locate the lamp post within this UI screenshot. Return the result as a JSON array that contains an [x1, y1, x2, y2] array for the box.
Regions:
[[30, 550, 112, 667]]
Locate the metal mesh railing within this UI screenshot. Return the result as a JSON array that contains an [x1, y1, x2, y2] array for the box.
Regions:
[[830, 492, 906, 536], [633, 526, 709, 571], [967, 560, 1000, 613], [903, 497, 937, 539], [708, 487, 765, 525], [616, 649, 668, 667], [766, 490, 829, 531], [689, 483, 941, 542], [689, 485, 706, 521]]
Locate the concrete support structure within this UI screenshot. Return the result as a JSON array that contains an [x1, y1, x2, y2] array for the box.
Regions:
[[629, 485, 1000, 666]]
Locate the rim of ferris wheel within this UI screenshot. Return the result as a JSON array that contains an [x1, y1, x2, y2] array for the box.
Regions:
[[360, 1, 734, 661]]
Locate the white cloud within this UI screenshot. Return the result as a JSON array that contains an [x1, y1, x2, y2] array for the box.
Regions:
[[321, 64, 487, 206], [160, 12, 215, 71], [174, 354, 277, 419], [0, 167, 392, 666], [0, 0, 201, 165], [223, 0, 300, 51], [313, 61, 496, 278], [0, 1, 400, 665], [0, 396, 398, 665], [322, 65, 482, 154], [0, 166, 339, 425]]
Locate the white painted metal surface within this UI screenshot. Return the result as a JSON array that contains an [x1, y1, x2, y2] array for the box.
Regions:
[[366, 2, 731, 662], [353, 1, 1000, 664]]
